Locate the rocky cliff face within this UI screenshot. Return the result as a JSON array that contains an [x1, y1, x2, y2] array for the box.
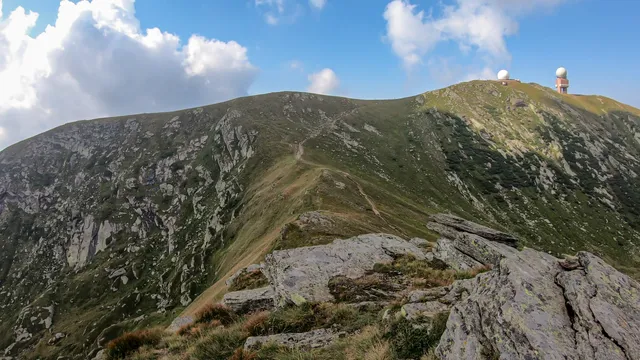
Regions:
[[1, 81, 639, 358]]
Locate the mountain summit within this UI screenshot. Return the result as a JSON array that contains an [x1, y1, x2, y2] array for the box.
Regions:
[[1, 81, 639, 358]]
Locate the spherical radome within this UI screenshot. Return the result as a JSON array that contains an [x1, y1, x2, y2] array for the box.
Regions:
[[497, 70, 510, 80], [556, 67, 567, 78]]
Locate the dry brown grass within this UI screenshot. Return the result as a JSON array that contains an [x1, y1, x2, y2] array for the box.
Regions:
[[105, 328, 164, 359], [242, 311, 270, 336], [229, 348, 257, 360], [194, 303, 237, 326]]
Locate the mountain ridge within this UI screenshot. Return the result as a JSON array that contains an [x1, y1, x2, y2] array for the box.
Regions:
[[1, 80, 639, 358]]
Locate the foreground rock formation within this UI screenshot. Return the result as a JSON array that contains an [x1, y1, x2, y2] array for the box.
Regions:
[[216, 214, 640, 359], [427, 214, 640, 360]]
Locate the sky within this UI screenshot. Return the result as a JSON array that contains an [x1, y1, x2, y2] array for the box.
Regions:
[[0, 0, 639, 149]]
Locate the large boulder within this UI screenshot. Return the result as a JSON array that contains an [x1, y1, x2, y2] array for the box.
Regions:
[[435, 249, 640, 360], [263, 234, 425, 306]]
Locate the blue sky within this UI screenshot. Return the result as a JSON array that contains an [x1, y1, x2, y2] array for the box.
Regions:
[[0, 0, 639, 148]]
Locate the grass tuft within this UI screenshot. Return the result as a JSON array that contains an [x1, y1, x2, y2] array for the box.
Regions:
[[194, 303, 238, 326], [105, 328, 163, 360], [229, 270, 270, 292]]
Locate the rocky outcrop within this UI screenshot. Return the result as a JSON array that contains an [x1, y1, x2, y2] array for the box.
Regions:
[[435, 247, 640, 359], [263, 234, 425, 306], [432, 238, 482, 271], [428, 214, 518, 271], [428, 214, 518, 247], [405, 214, 640, 359], [243, 328, 345, 351], [222, 287, 275, 315]]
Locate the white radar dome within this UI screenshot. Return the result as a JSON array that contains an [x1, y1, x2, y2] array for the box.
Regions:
[[497, 70, 510, 80], [556, 67, 567, 78]]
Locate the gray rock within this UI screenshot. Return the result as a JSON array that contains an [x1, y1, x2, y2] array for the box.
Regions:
[[244, 328, 345, 351], [429, 213, 518, 246], [450, 232, 518, 267], [47, 332, 65, 345], [167, 315, 194, 333], [435, 248, 640, 360], [108, 268, 126, 279], [429, 216, 518, 270], [409, 238, 430, 247], [555, 252, 640, 360], [426, 222, 462, 240], [432, 237, 482, 271], [263, 234, 425, 305], [401, 301, 450, 321], [436, 248, 574, 359], [89, 350, 104, 360], [407, 287, 451, 303], [222, 286, 275, 314]]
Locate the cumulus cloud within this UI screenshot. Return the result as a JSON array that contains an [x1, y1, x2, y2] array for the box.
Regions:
[[309, 0, 327, 10], [307, 68, 340, 95], [255, 0, 324, 25], [384, 0, 567, 78], [0, 0, 258, 149]]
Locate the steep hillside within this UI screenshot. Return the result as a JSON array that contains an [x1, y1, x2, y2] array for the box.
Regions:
[[1, 81, 639, 358]]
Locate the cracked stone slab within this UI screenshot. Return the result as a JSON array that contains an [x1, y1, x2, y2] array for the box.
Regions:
[[263, 234, 425, 306], [222, 286, 275, 314], [432, 237, 483, 271], [436, 248, 640, 360], [429, 213, 518, 246], [556, 252, 640, 359]]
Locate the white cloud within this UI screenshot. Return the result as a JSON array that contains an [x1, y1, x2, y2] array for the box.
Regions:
[[384, 0, 568, 76], [307, 68, 340, 95], [0, 0, 258, 149], [309, 0, 327, 10], [289, 60, 304, 71], [255, 0, 323, 24]]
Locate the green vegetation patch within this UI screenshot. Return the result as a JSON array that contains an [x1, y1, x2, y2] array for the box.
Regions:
[[229, 270, 270, 292]]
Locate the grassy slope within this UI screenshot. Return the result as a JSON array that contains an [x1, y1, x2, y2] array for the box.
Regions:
[[4, 82, 640, 358], [180, 82, 640, 319]]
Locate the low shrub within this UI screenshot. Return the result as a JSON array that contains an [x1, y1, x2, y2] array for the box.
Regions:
[[190, 327, 248, 360], [254, 302, 378, 336], [328, 274, 403, 303], [194, 303, 237, 326], [455, 264, 494, 280], [230, 348, 258, 360], [263, 303, 317, 334], [243, 311, 271, 336], [374, 255, 494, 289], [105, 329, 163, 359], [229, 270, 269, 292], [383, 312, 449, 359]]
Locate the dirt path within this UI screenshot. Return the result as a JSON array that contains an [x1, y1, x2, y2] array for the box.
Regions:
[[345, 173, 381, 217], [294, 108, 359, 161]]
